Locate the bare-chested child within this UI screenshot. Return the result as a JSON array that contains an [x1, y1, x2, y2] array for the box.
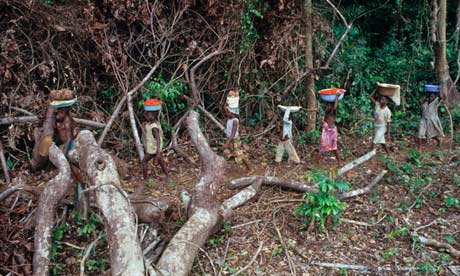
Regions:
[[142, 99, 169, 181], [316, 93, 342, 166], [55, 107, 77, 157]]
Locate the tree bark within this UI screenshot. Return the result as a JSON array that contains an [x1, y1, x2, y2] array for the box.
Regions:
[[156, 111, 226, 276], [127, 93, 145, 161], [434, 0, 449, 101], [30, 106, 55, 171], [33, 144, 73, 276], [72, 130, 145, 275], [305, 0, 316, 134]]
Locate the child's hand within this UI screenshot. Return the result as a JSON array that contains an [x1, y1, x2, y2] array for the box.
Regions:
[[419, 98, 424, 104]]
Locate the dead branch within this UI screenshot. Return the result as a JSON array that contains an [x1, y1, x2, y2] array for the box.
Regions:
[[80, 234, 104, 276], [221, 178, 262, 221], [338, 170, 387, 199], [156, 110, 226, 276], [336, 149, 376, 177], [33, 143, 73, 276], [0, 140, 11, 184], [189, 41, 227, 105], [229, 176, 319, 193], [127, 93, 145, 161], [0, 115, 105, 128], [231, 240, 264, 276], [72, 130, 145, 275], [0, 182, 40, 202], [182, 94, 226, 132]]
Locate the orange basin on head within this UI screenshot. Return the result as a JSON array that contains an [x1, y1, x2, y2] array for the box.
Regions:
[[319, 88, 345, 95]]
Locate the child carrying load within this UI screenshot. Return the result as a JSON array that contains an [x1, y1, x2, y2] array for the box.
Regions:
[[222, 90, 253, 172], [275, 105, 301, 164]]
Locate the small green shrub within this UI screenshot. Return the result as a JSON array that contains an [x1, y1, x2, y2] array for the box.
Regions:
[[293, 169, 349, 230]]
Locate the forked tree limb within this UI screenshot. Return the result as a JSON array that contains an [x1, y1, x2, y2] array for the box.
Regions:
[[33, 144, 73, 276], [338, 170, 387, 199], [73, 130, 145, 275], [416, 235, 460, 258], [336, 149, 376, 177], [156, 111, 226, 276], [221, 178, 262, 221]]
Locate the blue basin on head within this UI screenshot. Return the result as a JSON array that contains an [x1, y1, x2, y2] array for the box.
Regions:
[[425, 84, 439, 93]]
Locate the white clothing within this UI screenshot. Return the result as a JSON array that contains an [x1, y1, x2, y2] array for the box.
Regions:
[[226, 118, 239, 138]]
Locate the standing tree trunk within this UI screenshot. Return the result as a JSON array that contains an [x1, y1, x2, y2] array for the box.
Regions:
[[305, 0, 316, 134], [433, 0, 450, 102]]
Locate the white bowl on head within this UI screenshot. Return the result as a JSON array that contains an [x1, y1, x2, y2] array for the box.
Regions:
[[227, 97, 239, 108], [319, 93, 344, 102], [277, 105, 302, 112]]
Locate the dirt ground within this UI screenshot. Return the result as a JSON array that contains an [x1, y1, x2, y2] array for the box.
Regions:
[[1, 133, 460, 275]]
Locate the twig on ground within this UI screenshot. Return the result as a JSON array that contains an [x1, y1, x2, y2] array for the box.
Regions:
[[273, 213, 296, 276], [231, 240, 264, 276], [336, 149, 377, 177], [80, 234, 104, 276], [0, 140, 11, 184]]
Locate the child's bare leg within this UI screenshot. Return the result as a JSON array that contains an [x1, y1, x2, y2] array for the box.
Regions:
[[242, 158, 253, 173], [315, 151, 322, 164], [381, 144, 391, 154], [157, 154, 170, 181], [417, 138, 422, 150], [143, 154, 153, 180], [334, 149, 343, 166], [433, 137, 441, 147]]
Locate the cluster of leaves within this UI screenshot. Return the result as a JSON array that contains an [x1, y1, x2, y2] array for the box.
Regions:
[[293, 169, 349, 230], [140, 75, 187, 115], [240, 0, 264, 54]]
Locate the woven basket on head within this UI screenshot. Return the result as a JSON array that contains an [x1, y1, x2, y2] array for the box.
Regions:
[[50, 89, 75, 101]]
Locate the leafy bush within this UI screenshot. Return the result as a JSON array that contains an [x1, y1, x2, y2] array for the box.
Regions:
[[139, 75, 187, 115], [293, 169, 349, 230]]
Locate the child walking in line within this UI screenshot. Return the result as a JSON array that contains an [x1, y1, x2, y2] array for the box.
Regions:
[[417, 93, 444, 149], [222, 104, 253, 172], [142, 99, 169, 181], [316, 93, 342, 166], [275, 107, 300, 164], [370, 87, 392, 154]]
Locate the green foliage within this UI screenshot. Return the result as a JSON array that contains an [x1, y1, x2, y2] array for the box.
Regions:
[[386, 227, 408, 240], [417, 261, 441, 275], [140, 75, 187, 115], [444, 196, 460, 207], [382, 248, 398, 262], [72, 211, 103, 239], [240, 0, 264, 54], [293, 169, 348, 230]]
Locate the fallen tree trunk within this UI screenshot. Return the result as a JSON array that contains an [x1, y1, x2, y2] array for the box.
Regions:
[[33, 144, 73, 276], [156, 110, 226, 276], [336, 149, 376, 177], [72, 130, 145, 275], [338, 170, 387, 199]]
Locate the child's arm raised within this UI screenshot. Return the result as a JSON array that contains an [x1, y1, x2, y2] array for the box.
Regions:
[[333, 92, 340, 110], [370, 87, 378, 104], [62, 118, 73, 156]]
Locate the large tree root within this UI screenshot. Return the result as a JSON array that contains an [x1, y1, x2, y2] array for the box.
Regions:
[[155, 111, 226, 276], [71, 130, 145, 275], [33, 144, 73, 276]]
